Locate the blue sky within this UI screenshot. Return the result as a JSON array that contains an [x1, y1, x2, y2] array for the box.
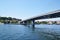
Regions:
[[0, 0, 60, 20]]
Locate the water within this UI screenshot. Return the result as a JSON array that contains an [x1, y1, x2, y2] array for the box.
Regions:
[[0, 24, 60, 40]]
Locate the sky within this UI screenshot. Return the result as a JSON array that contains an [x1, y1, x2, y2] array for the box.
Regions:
[[0, 0, 60, 20]]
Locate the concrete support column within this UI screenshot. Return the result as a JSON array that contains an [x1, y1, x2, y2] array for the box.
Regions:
[[26, 21, 31, 27], [22, 21, 27, 25], [32, 20, 35, 28]]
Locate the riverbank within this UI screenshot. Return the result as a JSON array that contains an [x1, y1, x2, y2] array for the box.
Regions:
[[0, 16, 22, 24]]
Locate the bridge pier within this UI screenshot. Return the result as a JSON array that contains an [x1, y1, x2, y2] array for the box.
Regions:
[[20, 21, 27, 25], [32, 20, 35, 28], [26, 21, 30, 27], [25, 20, 35, 28], [20, 20, 35, 28]]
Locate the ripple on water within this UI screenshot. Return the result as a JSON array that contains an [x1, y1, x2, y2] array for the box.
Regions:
[[0, 24, 60, 40]]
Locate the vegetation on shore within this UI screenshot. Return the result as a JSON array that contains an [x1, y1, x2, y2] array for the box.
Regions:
[[0, 16, 22, 24], [35, 21, 60, 24]]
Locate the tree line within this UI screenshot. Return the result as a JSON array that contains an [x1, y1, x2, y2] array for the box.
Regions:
[[0, 16, 22, 24]]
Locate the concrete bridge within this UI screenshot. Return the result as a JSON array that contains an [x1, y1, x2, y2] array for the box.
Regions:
[[20, 10, 60, 28]]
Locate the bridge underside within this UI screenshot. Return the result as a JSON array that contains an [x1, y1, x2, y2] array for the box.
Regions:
[[20, 12, 60, 28], [33, 12, 60, 20]]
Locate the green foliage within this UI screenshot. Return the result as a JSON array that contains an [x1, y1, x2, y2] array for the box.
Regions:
[[35, 21, 48, 24], [0, 16, 22, 24]]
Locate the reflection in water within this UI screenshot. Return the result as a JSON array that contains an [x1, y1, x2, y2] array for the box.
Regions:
[[0, 24, 60, 40]]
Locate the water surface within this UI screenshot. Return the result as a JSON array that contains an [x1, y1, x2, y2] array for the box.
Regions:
[[0, 24, 60, 40]]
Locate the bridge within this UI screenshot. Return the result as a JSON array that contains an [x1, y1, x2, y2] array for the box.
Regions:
[[20, 10, 60, 28]]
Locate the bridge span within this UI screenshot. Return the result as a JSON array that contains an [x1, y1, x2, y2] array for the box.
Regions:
[[20, 10, 60, 28]]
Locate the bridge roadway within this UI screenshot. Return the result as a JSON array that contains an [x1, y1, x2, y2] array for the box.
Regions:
[[20, 10, 60, 28]]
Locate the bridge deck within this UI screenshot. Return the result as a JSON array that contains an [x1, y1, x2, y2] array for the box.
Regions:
[[21, 10, 60, 22]]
